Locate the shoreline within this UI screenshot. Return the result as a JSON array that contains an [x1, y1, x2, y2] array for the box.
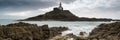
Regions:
[[51, 22, 120, 40], [0, 21, 120, 40], [0, 20, 114, 36], [0, 22, 69, 40]]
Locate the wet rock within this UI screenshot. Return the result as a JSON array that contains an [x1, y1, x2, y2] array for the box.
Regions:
[[79, 32, 88, 39], [79, 32, 87, 36], [42, 22, 120, 40], [50, 33, 77, 40], [51, 33, 88, 40], [0, 22, 68, 40], [49, 27, 68, 38], [89, 22, 120, 40], [0, 24, 1, 26]]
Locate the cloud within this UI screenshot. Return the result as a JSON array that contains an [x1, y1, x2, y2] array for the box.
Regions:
[[0, 0, 120, 19], [0, 0, 56, 12], [0, 0, 76, 12], [63, 0, 120, 19], [3, 7, 54, 18], [41, 0, 76, 3], [4, 11, 33, 17]]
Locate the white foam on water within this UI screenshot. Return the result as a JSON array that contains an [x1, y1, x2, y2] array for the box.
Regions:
[[62, 26, 96, 36]]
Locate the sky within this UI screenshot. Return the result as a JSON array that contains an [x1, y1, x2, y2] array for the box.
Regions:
[[0, 0, 120, 19]]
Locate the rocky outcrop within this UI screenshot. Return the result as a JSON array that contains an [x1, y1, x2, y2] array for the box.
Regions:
[[23, 10, 80, 21], [0, 22, 68, 40], [20, 9, 115, 21], [49, 27, 68, 38], [89, 22, 120, 40], [74, 22, 120, 40], [51, 22, 120, 40], [50, 33, 88, 40]]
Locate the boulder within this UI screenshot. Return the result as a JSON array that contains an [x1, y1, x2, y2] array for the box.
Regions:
[[49, 27, 68, 38], [89, 22, 120, 40], [0, 22, 68, 40]]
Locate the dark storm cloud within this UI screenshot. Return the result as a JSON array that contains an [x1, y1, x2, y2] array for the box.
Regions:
[[0, 0, 56, 12], [96, 0, 120, 12], [0, 0, 120, 19], [0, 0, 77, 19], [0, 0, 76, 12], [62, 0, 76, 4]]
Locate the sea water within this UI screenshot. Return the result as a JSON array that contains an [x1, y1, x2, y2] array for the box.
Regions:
[[0, 19, 113, 36]]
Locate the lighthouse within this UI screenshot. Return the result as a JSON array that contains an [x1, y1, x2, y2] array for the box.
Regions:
[[58, 2, 63, 10], [53, 2, 63, 11]]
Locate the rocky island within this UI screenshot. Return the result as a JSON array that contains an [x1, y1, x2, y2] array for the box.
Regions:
[[20, 2, 117, 21]]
